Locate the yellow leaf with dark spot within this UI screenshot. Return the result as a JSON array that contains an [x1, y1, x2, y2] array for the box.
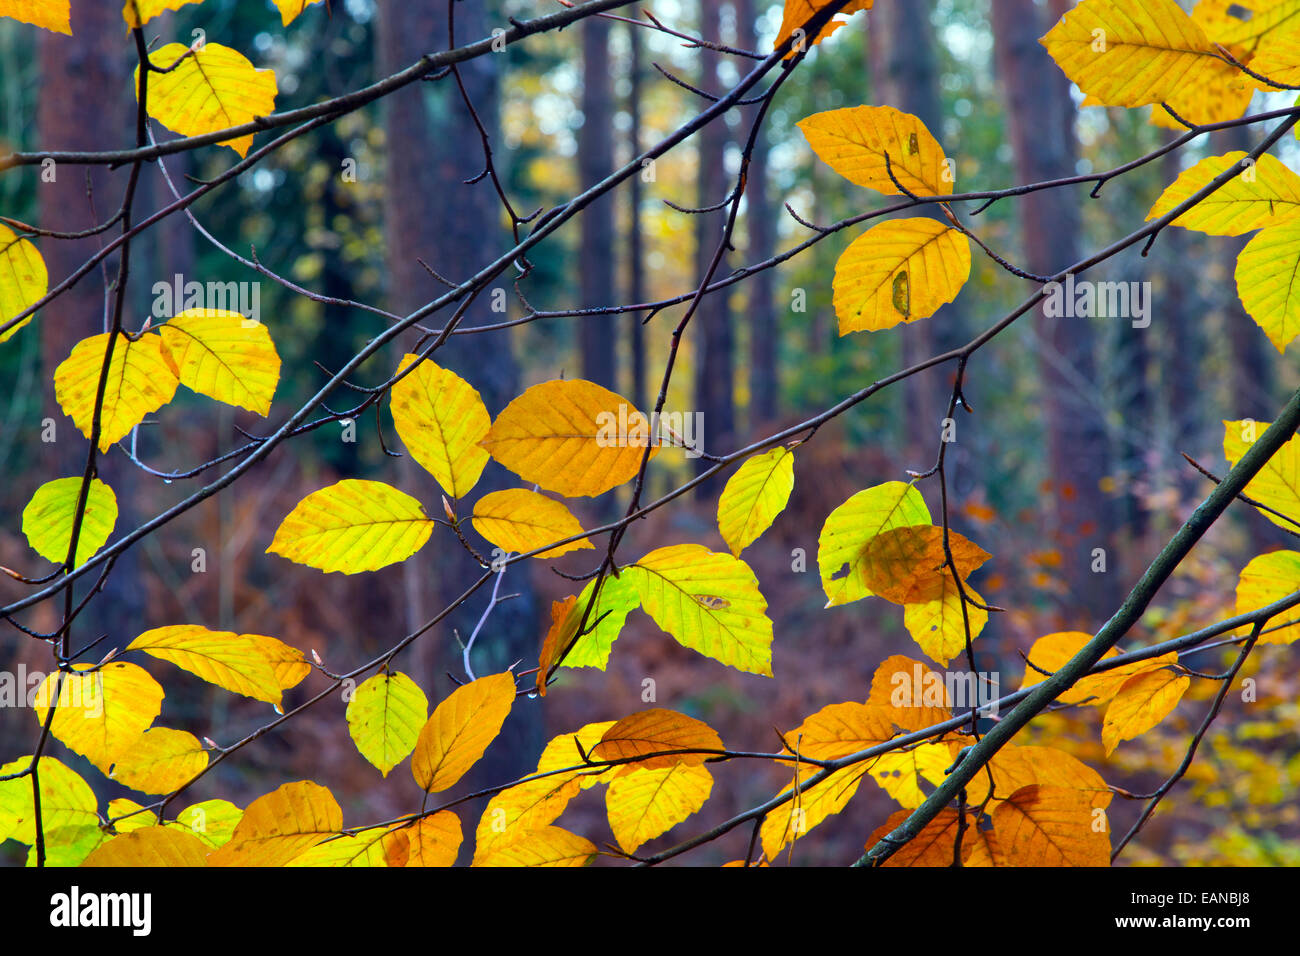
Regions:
[[798, 105, 951, 197]]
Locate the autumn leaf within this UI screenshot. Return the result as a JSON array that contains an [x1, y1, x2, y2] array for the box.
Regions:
[[207, 780, 343, 866], [866, 743, 952, 808], [267, 479, 435, 573], [955, 742, 1112, 810], [858, 524, 990, 605], [471, 488, 593, 558], [157, 309, 280, 415], [716, 446, 795, 557], [1235, 218, 1300, 351], [345, 671, 429, 777], [170, 800, 243, 850], [798, 105, 952, 197], [592, 708, 725, 772], [83, 826, 209, 867], [833, 219, 971, 334], [782, 701, 894, 761], [992, 784, 1110, 866], [21, 476, 117, 568], [390, 353, 491, 499], [1019, 631, 1174, 706], [390, 812, 462, 867], [761, 765, 871, 860], [472, 825, 597, 867], [624, 544, 774, 676], [1194, 0, 1300, 47], [0, 0, 69, 34], [0, 222, 48, 341], [774, 0, 873, 55], [0, 756, 97, 846], [128, 624, 286, 705], [32, 663, 164, 774], [411, 672, 515, 793], [140, 43, 277, 157], [1039, 0, 1226, 109], [1243, 22, 1300, 88], [902, 576, 989, 668], [1146, 153, 1300, 236], [53, 332, 179, 452], [605, 763, 712, 854], [479, 379, 658, 498], [550, 573, 641, 671], [1102, 667, 1191, 755], [271, 0, 324, 26], [1235, 550, 1300, 644], [1224, 418, 1300, 529], [865, 809, 973, 867], [868, 654, 952, 732], [109, 727, 209, 795], [818, 482, 932, 608]]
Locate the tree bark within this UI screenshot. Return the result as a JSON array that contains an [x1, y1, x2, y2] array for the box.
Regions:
[[580, 15, 617, 390]]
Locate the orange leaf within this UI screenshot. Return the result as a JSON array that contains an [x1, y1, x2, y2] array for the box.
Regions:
[[411, 672, 516, 793], [591, 708, 725, 772]]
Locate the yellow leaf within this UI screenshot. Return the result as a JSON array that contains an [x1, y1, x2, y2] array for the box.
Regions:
[[716, 446, 795, 556], [249, 634, 310, 691], [549, 574, 640, 672], [128, 624, 285, 705], [122, 0, 202, 29], [391, 812, 462, 867], [818, 481, 932, 608], [992, 784, 1110, 866], [107, 798, 155, 833], [472, 825, 597, 867], [761, 764, 871, 860], [797, 105, 952, 197], [207, 780, 342, 866], [902, 577, 989, 668], [0, 0, 69, 34], [345, 671, 428, 777], [833, 219, 971, 334], [624, 544, 774, 676], [867, 743, 952, 808], [412, 672, 515, 793], [1147, 153, 1300, 236], [157, 309, 280, 415], [82, 826, 209, 866], [1102, 668, 1190, 755], [782, 701, 894, 761], [1247, 28, 1300, 87], [606, 763, 712, 854], [109, 727, 209, 795], [267, 479, 434, 573], [1039, 0, 1225, 108], [471, 488, 594, 558], [480, 379, 658, 498], [0, 756, 97, 845], [170, 799, 243, 849], [390, 354, 491, 499], [474, 720, 617, 855], [865, 809, 971, 867], [774, 0, 872, 55], [868, 654, 952, 732], [1224, 418, 1300, 529], [270, 0, 324, 26], [958, 744, 1113, 810], [53, 332, 179, 452], [1147, 49, 1253, 127], [0, 223, 48, 340], [1194, 0, 1300, 47], [21, 476, 117, 568], [858, 524, 990, 605], [287, 831, 390, 867], [592, 708, 725, 772], [1236, 219, 1300, 351], [139, 43, 277, 157], [1019, 631, 1172, 705], [33, 663, 164, 774], [1235, 550, 1300, 644]]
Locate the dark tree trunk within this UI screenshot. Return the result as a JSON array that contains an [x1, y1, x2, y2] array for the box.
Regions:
[[377, 0, 539, 797], [992, 0, 1119, 621], [626, 19, 647, 414], [693, 1, 735, 495], [580, 15, 617, 390]]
